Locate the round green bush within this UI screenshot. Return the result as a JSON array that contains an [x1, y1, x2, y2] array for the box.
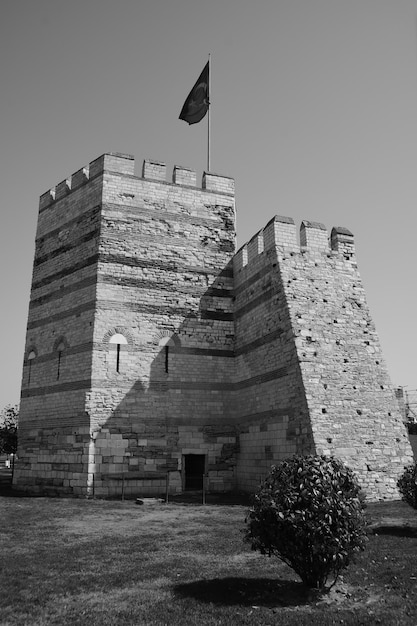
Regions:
[[397, 462, 417, 509], [244, 455, 368, 590]]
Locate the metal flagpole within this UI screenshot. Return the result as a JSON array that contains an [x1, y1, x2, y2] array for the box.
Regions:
[[207, 53, 211, 172]]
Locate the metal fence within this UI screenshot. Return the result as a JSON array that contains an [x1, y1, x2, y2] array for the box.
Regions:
[[396, 387, 416, 423], [403, 388, 417, 424]]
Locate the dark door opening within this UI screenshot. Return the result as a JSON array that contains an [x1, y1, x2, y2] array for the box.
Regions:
[[184, 454, 206, 490]]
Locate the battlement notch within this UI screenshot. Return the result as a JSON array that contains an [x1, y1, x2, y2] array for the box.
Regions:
[[331, 226, 355, 256], [172, 165, 197, 186], [39, 153, 235, 212], [300, 220, 328, 250], [233, 216, 356, 272], [202, 171, 235, 195], [38, 152, 135, 210]]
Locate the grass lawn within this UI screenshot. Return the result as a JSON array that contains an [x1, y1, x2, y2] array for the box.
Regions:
[[0, 495, 416, 625]]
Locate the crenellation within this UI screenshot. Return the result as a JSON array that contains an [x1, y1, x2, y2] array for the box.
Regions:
[[263, 215, 298, 250], [331, 226, 356, 256], [71, 166, 89, 189], [232, 245, 248, 274], [300, 220, 329, 251], [15, 151, 414, 500], [39, 188, 56, 210], [172, 165, 197, 187], [202, 171, 235, 195], [54, 178, 71, 201], [247, 230, 264, 262], [142, 159, 166, 181], [90, 152, 135, 178]]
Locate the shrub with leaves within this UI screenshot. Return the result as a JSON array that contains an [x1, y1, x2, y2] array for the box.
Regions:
[[244, 455, 367, 590], [0, 404, 19, 455], [397, 462, 417, 509]]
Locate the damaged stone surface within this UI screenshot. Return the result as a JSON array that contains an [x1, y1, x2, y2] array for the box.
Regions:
[[15, 153, 414, 500]]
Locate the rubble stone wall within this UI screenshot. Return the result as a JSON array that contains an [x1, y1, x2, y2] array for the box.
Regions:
[[15, 151, 414, 500], [233, 216, 413, 499]]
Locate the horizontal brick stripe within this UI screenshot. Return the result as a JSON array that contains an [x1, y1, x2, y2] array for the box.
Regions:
[[26, 296, 234, 330], [23, 336, 282, 364], [197, 266, 233, 279], [27, 301, 96, 329], [98, 252, 233, 278], [168, 367, 287, 391], [103, 200, 233, 229], [21, 379, 91, 398], [234, 366, 288, 389], [23, 332, 280, 364], [31, 255, 232, 293], [98, 274, 233, 299], [97, 299, 235, 322], [32, 254, 99, 291], [101, 472, 166, 481], [234, 288, 274, 319], [23, 342, 94, 364], [174, 346, 234, 358], [238, 408, 293, 426], [204, 286, 233, 297], [234, 267, 273, 296], [38, 171, 103, 215], [167, 380, 234, 391], [21, 366, 288, 398], [23, 343, 233, 365], [200, 310, 234, 321], [96, 298, 197, 318], [234, 328, 284, 356], [36, 205, 101, 242], [34, 229, 99, 267], [30, 272, 232, 310], [30, 276, 97, 309], [99, 252, 179, 274]]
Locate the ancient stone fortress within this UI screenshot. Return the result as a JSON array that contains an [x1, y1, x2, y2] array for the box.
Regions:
[[15, 152, 413, 500]]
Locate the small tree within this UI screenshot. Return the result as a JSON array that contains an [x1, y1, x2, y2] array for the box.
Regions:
[[397, 462, 417, 509], [244, 455, 367, 590], [0, 404, 19, 455]]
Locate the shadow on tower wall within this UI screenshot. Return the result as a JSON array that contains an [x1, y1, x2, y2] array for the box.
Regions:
[[88, 264, 241, 499], [89, 252, 313, 499]]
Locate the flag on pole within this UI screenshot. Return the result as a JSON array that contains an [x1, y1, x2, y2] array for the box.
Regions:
[[179, 61, 210, 125]]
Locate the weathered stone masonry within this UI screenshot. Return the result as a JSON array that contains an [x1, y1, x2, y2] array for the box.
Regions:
[[15, 152, 414, 500]]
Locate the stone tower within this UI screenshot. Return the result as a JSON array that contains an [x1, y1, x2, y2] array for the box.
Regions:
[[15, 152, 413, 500]]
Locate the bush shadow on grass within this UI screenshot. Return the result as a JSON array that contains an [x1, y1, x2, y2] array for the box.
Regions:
[[168, 492, 252, 506], [371, 524, 417, 538], [174, 577, 314, 608]]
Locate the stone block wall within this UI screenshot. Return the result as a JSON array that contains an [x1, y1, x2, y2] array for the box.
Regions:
[[233, 216, 414, 500], [232, 217, 314, 492], [14, 155, 108, 493], [15, 151, 414, 500], [15, 152, 239, 496], [86, 155, 237, 496]]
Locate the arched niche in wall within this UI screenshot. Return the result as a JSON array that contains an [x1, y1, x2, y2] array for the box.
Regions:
[[53, 336, 69, 381], [26, 347, 37, 385], [153, 331, 181, 374], [109, 333, 128, 373], [102, 327, 135, 374]]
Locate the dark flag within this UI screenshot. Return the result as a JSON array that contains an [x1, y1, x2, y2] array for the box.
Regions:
[[179, 61, 210, 125]]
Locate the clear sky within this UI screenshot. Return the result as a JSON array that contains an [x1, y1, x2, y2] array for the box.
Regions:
[[1, 0, 417, 409]]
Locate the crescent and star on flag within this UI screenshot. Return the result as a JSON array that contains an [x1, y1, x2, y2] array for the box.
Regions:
[[179, 60, 210, 125], [179, 58, 211, 171]]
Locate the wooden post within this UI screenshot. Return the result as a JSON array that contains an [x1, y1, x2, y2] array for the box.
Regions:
[[165, 472, 169, 504], [202, 474, 208, 505], [207, 53, 211, 172]]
